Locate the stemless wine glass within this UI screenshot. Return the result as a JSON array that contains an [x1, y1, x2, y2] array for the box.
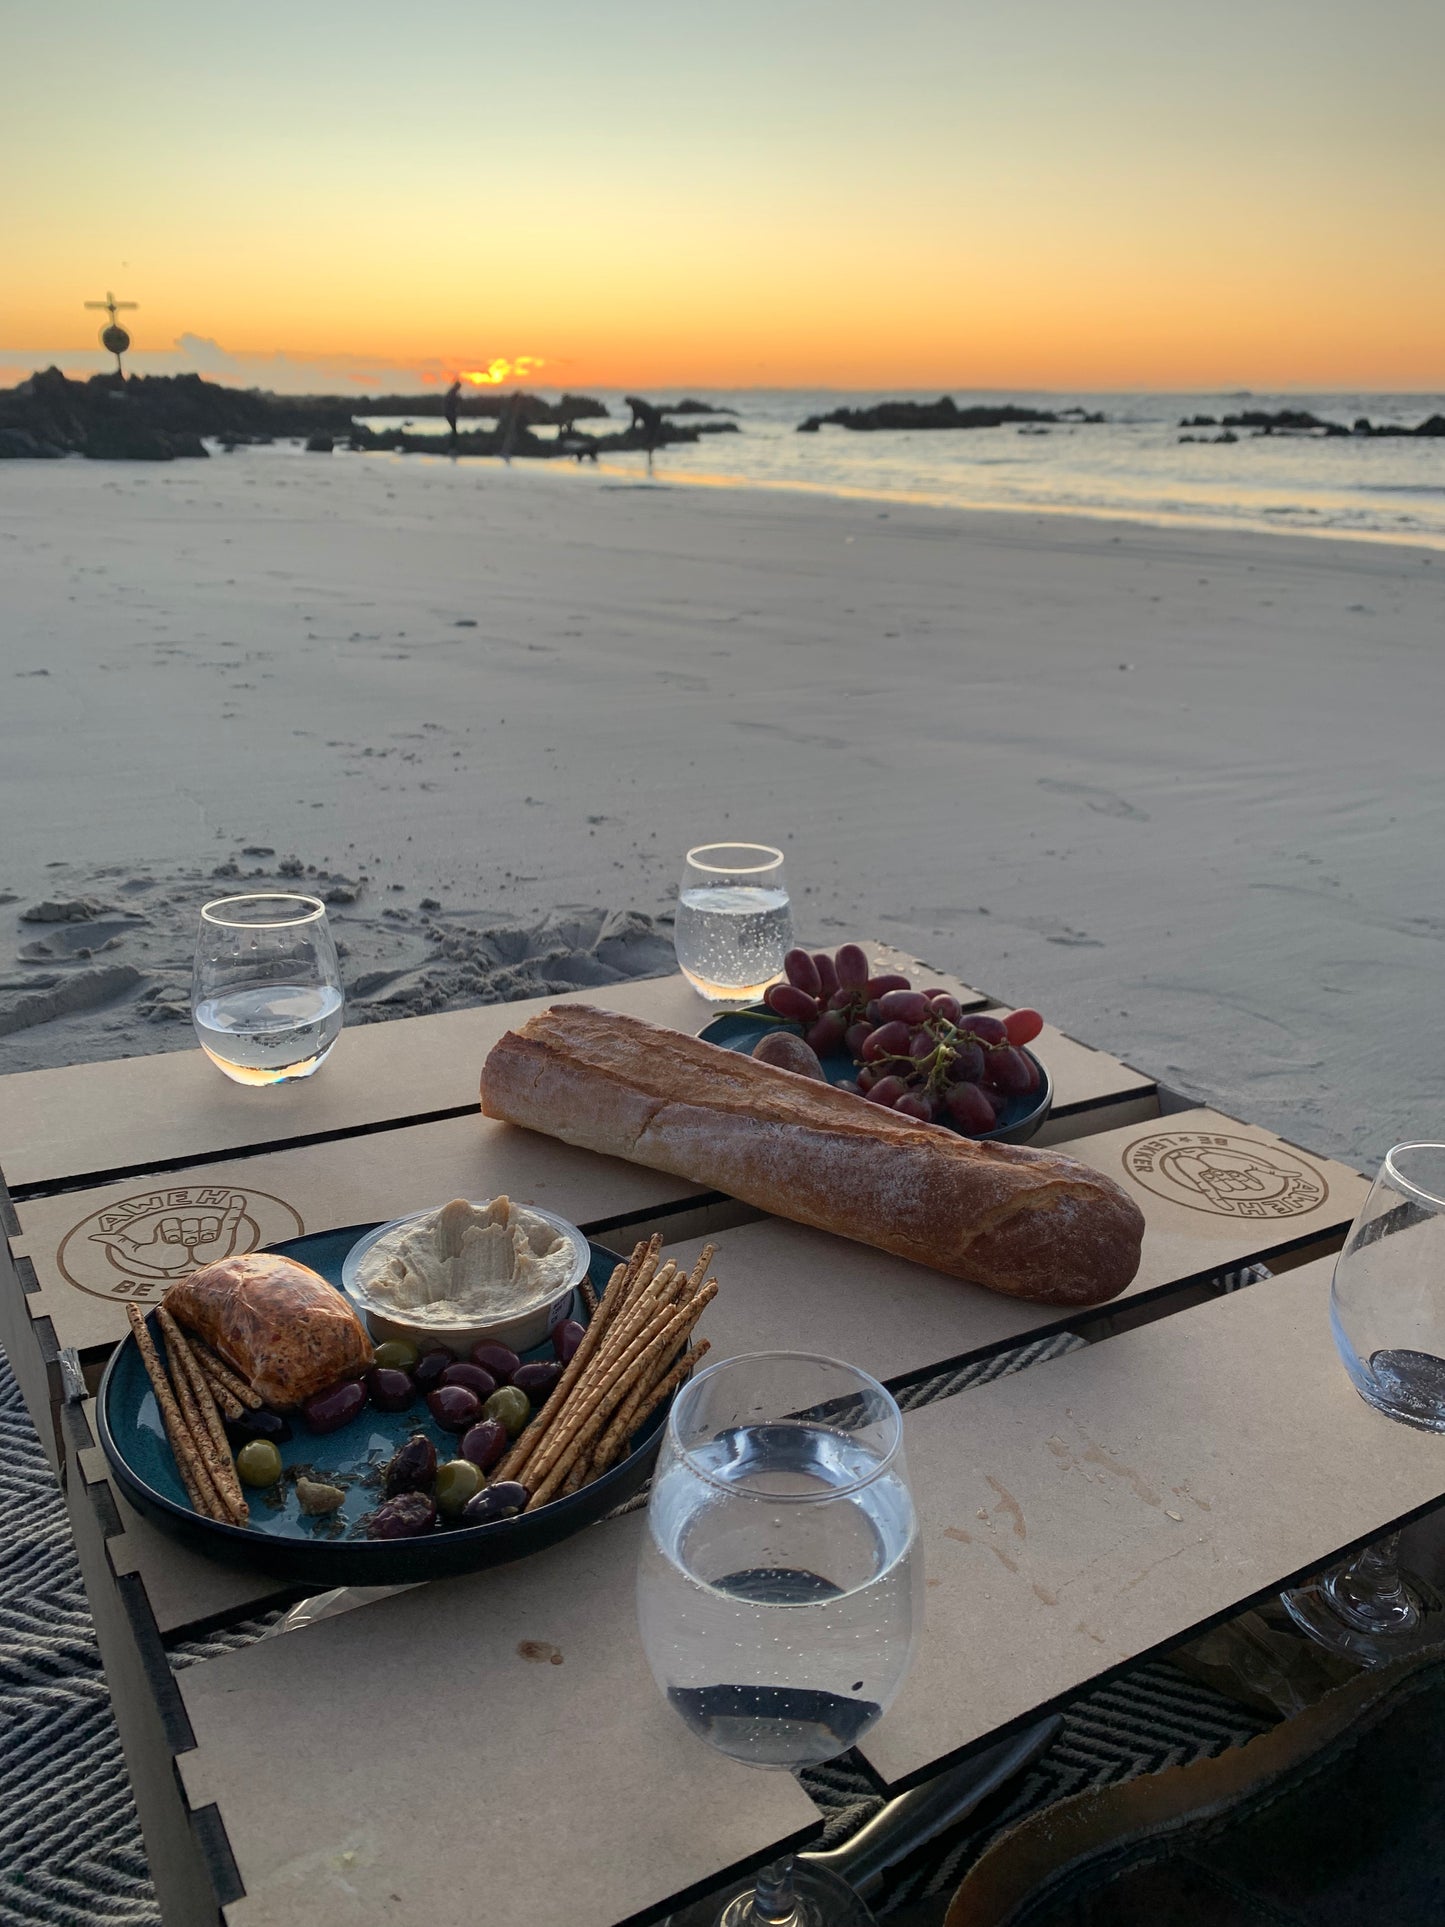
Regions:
[[1281, 1143, 1445, 1663], [640, 1352, 924, 1927], [191, 894, 345, 1087], [675, 844, 792, 1004]]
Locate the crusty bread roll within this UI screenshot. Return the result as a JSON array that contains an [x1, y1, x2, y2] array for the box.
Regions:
[[166, 1252, 374, 1410], [480, 1005, 1145, 1307]]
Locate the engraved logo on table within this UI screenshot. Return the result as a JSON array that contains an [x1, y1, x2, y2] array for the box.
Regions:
[[1122, 1130, 1329, 1219], [56, 1186, 305, 1302]]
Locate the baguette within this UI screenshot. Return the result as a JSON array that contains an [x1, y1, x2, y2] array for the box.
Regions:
[[479, 1004, 1145, 1308]]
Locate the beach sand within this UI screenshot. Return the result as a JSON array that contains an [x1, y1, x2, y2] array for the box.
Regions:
[[1, 447, 1440, 1168]]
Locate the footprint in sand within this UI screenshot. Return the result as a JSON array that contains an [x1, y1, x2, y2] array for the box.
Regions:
[[1037, 778, 1149, 821]]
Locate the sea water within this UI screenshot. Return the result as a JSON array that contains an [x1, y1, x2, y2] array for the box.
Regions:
[[192, 983, 345, 1085], [673, 885, 793, 1002], [638, 1424, 923, 1768]]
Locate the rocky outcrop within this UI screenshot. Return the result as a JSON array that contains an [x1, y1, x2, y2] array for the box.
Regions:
[[797, 398, 1105, 433]]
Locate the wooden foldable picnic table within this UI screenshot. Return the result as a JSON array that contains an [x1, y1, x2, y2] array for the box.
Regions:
[[1, 947, 1435, 1927]]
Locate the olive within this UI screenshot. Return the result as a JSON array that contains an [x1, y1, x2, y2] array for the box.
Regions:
[[434, 1459, 484, 1518], [383, 1432, 436, 1497], [367, 1366, 416, 1412], [459, 1417, 508, 1472], [235, 1439, 283, 1488], [550, 1319, 585, 1365], [225, 1406, 292, 1447], [512, 1361, 564, 1407], [483, 1385, 532, 1439], [470, 1341, 521, 1383], [426, 1384, 482, 1433], [461, 1481, 527, 1525], [413, 1348, 455, 1393], [373, 1338, 421, 1373], [369, 1491, 436, 1539], [439, 1361, 496, 1401], [302, 1378, 367, 1435]]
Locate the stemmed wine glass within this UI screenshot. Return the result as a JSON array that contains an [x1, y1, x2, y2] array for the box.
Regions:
[[674, 844, 792, 1003], [639, 1352, 924, 1926], [191, 893, 345, 1086], [1281, 1143, 1445, 1663]]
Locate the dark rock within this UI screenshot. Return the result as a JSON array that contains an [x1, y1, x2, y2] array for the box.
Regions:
[[1180, 415, 1219, 427], [305, 433, 334, 453], [0, 427, 64, 458], [796, 398, 1104, 433]]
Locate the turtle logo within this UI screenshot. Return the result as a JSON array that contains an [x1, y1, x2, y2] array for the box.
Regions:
[[1121, 1131, 1328, 1220], [56, 1185, 304, 1302]]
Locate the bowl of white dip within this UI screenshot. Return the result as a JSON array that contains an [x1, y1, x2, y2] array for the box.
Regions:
[[341, 1196, 591, 1355]]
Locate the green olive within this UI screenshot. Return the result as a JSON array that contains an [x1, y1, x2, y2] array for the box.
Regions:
[[483, 1385, 531, 1439], [434, 1459, 483, 1518], [373, 1339, 420, 1373], [236, 1439, 283, 1488]]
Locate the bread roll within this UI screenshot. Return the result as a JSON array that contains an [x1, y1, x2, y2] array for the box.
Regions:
[[166, 1252, 374, 1409], [480, 1004, 1145, 1307]]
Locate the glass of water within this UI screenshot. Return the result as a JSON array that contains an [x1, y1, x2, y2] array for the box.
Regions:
[[675, 843, 792, 1003], [639, 1352, 923, 1926], [1281, 1144, 1445, 1663], [191, 894, 345, 1086]]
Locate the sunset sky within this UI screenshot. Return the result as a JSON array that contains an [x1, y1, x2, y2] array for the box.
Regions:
[[6, 0, 1442, 392]]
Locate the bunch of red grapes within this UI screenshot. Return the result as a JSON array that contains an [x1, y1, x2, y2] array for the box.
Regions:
[[764, 944, 1044, 1134]]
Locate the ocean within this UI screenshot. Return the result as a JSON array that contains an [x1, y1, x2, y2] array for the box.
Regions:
[[357, 388, 1445, 548]]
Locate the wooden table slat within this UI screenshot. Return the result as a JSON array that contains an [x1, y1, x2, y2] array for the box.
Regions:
[[858, 1253, 1445, 1787]]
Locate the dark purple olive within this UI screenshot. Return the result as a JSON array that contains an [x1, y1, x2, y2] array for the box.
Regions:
[[512, 1360, 564, 1407], [470, 1341, 521, 1383], [461, 1481, 528, 1525], [383, 1432, 436, 1497], [367, 1366, 416, 1413], [301, 1378, 367, 1435], [550, 1319, 585, 1365], [412, 1348, 455, 1393], [224, 1406, 292, 1447], [369, 1491, 436, 1539], [459, 1418, 508, 1472], [426, 1385, 482, 1433], [439, 1361, 497, 1400]]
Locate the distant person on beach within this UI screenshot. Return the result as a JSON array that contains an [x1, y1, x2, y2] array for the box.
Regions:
[[444, 378, 461, 449]]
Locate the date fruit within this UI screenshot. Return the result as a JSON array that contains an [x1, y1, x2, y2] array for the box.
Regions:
[[369, 1492, 436, 1539], [225, 1406, 292, 1448], [383, 1433, 437, 1497]]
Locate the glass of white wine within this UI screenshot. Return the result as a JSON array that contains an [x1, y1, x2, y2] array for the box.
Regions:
[[674, 843, 792, 1003], [191, 894, 345, 1086]]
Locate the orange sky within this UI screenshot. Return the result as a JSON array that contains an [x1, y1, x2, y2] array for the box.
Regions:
[[5, 0, 1443, 392]]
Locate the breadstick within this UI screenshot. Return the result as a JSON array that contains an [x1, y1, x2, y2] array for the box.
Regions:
[[592, 1341, 710, 1476], [527, 1284, 717, 1506], [126, 1304, 226, 1521], [188, 1335, 262, 1410], [579, 1278, 599, 1318], [493, 1248, 642, 1484], [159, 1309, 248, 1524], [194, 1360, 245, 1423]]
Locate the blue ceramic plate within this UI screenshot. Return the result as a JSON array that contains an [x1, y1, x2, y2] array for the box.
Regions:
[[698, 1009, 1052, 1146], [97, 1228, 672, 1584]]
